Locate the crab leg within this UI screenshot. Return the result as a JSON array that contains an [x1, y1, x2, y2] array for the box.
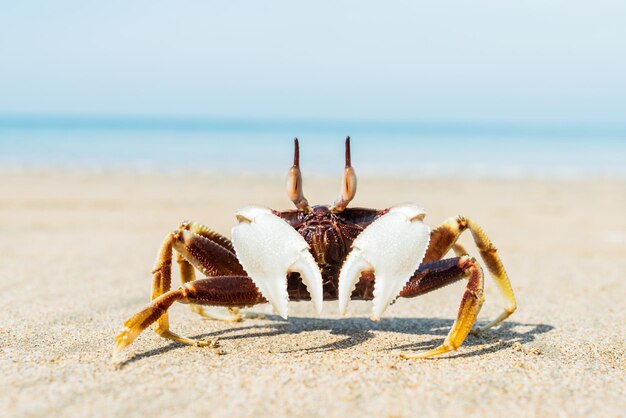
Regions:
[[423, 216, 517, 332], [113, 275, 265, 360], [400, 256, 485, 359], [177, 252, 251, 322], [399, 257, 474, 298], [140, 222, 247, 352], [178, 220, 236, 253], [152, 222, 244, 301], [174, 221, 252, 321]]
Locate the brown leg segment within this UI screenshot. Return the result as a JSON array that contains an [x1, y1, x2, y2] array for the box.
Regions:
[[114, 275, 264, 359], [399, 256, 485, 359], [151, 221, 244, 302], [177, 221, 267, 320], [172, 227, 245, 278], [179, 220, 236, 254], [400, 257, 471, 298], [422, 215, 517, 332], [177, 249, 264, 322], [174, 221, 249, 321], [177, 251, 246, 322]]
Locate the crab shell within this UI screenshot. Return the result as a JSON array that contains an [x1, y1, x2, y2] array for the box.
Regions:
[[231, 203, 430, 320]]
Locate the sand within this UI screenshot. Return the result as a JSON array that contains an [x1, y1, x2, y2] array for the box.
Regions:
[[1, 169, 624, 418]]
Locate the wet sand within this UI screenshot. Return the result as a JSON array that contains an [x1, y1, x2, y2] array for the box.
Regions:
[[1, 170, 624, 417]]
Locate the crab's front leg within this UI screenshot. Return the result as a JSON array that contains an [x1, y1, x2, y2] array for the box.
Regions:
[[114, 275, 265, 361], [114, 221, 250, 360], [399, 256, 485, 359]]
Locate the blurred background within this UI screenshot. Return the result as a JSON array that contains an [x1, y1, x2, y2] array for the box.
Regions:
[[1, 1, 625, 177]]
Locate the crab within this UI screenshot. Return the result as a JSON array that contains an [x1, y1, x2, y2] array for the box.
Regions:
[[113, 137, 517, 361]]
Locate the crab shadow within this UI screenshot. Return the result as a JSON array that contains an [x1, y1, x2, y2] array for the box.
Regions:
[[120, 316, 553, 366]]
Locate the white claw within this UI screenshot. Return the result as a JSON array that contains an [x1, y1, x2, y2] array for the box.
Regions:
[[231, 206, 323, 319], [338, 203, 431, 319]]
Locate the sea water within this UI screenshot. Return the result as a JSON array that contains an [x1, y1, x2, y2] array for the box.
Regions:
[[0, 117, 624, 178]]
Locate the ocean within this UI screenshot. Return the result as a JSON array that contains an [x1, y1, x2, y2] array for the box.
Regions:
[[1, 116, 625, 178]]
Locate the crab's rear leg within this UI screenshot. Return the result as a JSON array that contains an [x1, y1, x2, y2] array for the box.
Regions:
[[114, 276, 265, 361], [177, 253, 246, 322], [147, 222, 247, 349], [172, 226, 254, 321], [424, 216, 517, 332], [399, 256, 485, 359]]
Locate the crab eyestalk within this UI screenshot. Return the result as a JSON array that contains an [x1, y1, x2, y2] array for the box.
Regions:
[[287, 138, 310, 211], [332, 136, 357, 212]]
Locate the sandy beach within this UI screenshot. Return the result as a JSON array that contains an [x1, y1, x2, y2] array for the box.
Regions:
[[1, 169, 624, 418]]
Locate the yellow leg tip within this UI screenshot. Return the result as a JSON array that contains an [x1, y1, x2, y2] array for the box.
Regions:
[[157, 328, 219, 348], [112, 330, 135, 365], [399, 344, 455, 360], [114, 327, 139, 353]]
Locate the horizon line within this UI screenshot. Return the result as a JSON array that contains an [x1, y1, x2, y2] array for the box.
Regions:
[[1, 113, 625, 138]]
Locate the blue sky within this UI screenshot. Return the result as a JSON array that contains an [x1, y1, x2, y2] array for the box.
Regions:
[[1, 1, 625, 125]]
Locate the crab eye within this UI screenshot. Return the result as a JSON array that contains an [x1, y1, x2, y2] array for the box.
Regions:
[[331, 136, 357, 212], [286, 138, 310, 211]]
